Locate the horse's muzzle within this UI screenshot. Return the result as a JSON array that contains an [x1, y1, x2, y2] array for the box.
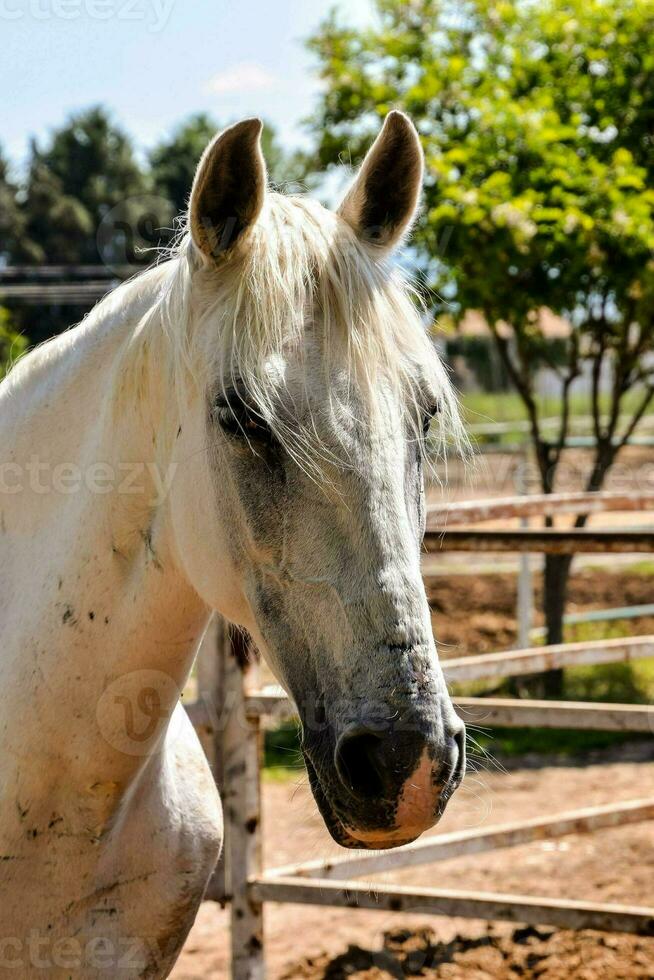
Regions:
[[304, 720, 466, 849]]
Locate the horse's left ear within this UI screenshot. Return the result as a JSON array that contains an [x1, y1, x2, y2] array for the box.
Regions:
[[189, 118, 267, 261], [337, 111, 424, 252]]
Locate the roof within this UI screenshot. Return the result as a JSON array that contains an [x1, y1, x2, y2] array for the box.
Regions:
[[458, 308, 571, 339]]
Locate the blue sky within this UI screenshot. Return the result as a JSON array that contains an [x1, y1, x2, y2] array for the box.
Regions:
[[1, 0, 374, 169]]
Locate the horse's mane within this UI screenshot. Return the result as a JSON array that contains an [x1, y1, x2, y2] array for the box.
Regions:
[[122, 193, 466, 469]]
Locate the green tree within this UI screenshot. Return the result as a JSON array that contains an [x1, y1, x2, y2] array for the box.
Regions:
[[0, 306, 28, 376], [16, 106, 148, 264], [9, 107, 161, 342], [308, 0, 654, 683], [0, 148, 24, 262], [12, 155, 95, 266]]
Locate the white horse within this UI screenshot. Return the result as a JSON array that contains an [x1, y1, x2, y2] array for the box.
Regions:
[[0, 112, 466, 977]]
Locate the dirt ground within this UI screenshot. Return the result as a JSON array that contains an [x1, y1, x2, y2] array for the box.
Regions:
[[171, 745, 654, 979], [426, 566, 654, 657], [430, 444, 654, 502], [282, 925, 654, 979]]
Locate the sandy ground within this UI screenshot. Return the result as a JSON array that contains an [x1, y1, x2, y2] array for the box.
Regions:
[[424, 566, 654, 657], [430, 445, 654, 503], [282, 925, 654, 979], [170, 745, 654, 979]]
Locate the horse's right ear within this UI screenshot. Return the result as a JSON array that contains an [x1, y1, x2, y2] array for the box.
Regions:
[[337, 111, 423, 253], [189, 118, 267, 261]]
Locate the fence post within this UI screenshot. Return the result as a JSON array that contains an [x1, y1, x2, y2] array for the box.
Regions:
[[196, 615, 229, 904], [223, 627, 265, 980], [515, 451, 533, 648]]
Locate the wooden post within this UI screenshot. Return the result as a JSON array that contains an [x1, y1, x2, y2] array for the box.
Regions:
[[223, 627, 265, 980], [195, 615, 229, 904]]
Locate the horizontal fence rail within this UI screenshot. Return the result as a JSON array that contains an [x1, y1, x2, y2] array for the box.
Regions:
[[425, 528, 654, 554], [455, 697, 654, 732], [427, 491, 654, 527], [0, 264, 137, 304], [237, 691, 654, 733], [0, 282, 117, 303], [251, 878, 654, 937], [0, 264, 134, 278], [443, 635, 654, 682], [462, 435, 654, 455], [530, 604, 654, 638]]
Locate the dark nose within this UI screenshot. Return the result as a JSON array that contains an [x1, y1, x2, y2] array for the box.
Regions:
[[334, 723, 466, 802]]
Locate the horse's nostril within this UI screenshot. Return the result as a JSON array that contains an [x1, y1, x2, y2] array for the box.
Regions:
[[335, 727, 386, 800], [334, 722, 466, 807], [448, 725, 467, 785]]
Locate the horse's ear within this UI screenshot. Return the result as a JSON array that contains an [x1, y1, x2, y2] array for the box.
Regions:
[[337, 111, 423, 252], [189, 118, 267, 261]]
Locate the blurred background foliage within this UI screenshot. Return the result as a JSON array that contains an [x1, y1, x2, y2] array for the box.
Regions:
[[0, 106, 302, 343], [0, 306, 27, 377], [307, 0, 654, 461]]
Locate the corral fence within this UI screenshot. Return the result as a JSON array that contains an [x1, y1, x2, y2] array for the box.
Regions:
[[0, 264, 133, 304], [185, 490, 654, 979]]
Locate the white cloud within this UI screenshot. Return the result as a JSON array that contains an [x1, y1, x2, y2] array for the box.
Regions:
[[203, 62, 278, 96]]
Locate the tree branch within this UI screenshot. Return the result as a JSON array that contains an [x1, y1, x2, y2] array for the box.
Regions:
[[618, 383, 654, 449], [553, 333, 581, 467], [590, 326, 606, 445]]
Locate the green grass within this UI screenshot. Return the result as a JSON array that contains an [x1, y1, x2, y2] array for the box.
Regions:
[[562, 619, 654, 704], [263, 721, 303, 778], [459, 389, 651, 447], [461, 389, 648, 426], [607, 559, 654, 577], [264, 765, 304, 782], [461, 391, 547, 426], [261, 715, 646, 775], [469, 727, 644, 758], [565, 660, 654, 704]]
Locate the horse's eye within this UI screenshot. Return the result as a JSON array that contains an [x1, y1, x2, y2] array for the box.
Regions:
[[213, 398, 272, 444]]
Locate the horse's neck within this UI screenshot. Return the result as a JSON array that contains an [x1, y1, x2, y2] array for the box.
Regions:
[[0, 269, 209, 783]]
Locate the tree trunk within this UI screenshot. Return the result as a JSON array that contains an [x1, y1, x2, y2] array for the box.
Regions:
[[536, 444, 613, 698], [525, 443, 569, 698], [541, 552, 574, 697]]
